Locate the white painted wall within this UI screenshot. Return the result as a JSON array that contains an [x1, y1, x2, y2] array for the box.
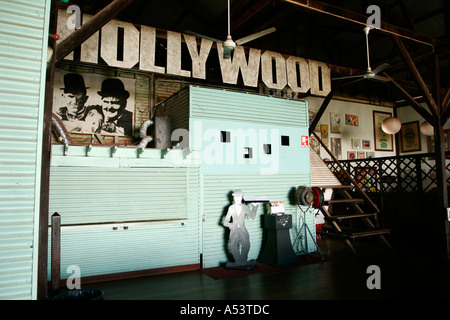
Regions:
[[305, 96, 397, 160], [396, 105, 450, 156]]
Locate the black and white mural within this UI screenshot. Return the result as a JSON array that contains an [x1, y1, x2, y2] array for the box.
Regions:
[[53, 70, 136, 136]]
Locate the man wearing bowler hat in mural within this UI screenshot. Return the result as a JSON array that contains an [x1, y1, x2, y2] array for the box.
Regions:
[[57, 73, 103, 134], [58, 73, 89, 122], [98, 78, 133, 136]]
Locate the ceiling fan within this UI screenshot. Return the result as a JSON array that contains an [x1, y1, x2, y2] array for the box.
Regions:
[[185, 0, 276, 59], [332, 26, 390, 82]]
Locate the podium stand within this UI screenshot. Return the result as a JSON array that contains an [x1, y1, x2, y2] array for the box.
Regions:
[[258, 214, 300, 267]]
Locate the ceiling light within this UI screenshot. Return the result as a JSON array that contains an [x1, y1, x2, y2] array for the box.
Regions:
[[381, 117, 401, 134], [420, 121, 434, 136]]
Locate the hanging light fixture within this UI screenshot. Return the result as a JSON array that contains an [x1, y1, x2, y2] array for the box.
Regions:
[[382, 117, 402, 134], [420, 121, 434, 136]]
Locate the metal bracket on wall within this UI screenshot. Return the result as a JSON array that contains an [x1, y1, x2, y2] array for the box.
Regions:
[[86, 145, 93, 156], [110, 146, 118, 157], [63, 143, 69, 156], [161, 148, 170, 159]]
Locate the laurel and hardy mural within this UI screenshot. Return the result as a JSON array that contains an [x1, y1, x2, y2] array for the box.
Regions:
[[53, 70, 136, 136]]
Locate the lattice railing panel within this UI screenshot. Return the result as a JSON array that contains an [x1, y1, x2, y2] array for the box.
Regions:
[[325, 152, 450, 193]]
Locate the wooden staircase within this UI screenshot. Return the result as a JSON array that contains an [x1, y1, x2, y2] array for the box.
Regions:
[[309, 131, 393, 255], [317, 184, 392, 255]]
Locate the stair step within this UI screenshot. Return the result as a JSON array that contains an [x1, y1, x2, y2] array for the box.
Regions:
[[325, 198, 364, 204], [320, 228, 391, 239], [347, 229, 391, 238], [326, 213, 376, 221], [313, 185, 351, 190]]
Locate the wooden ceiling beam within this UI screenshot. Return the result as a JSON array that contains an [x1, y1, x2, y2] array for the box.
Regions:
[[283, 0, 434, 48], [231, 0, 273, 33], [398, 0, 418, 32], [394, 35, 440, 117], [383, 72, 434, 124], [309, 78, 365, 135], [441, 88, 450, 124], [56, 0, 136, 62], [171, 0, 212, 32], [309, 85, 335, 135]]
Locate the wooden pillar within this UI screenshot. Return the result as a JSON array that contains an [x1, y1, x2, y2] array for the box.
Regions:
[[433, 116, 450, 259], [38, 0, 137, 299], [37, 0, 57, 300], [394, 36, 450, 260]]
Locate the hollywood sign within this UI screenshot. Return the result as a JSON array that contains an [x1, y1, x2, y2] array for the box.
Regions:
[[58, 9, 331, 97]]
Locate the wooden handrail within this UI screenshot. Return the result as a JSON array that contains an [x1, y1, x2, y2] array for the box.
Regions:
[[311, 131, 380, 213]]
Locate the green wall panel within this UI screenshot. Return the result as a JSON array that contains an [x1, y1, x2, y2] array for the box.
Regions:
[[48, 147, 201, 279], [190, 118, 310, 175], [48, 220, 200, 280], [0, 0, 50, 299], [189, 86, 308, 127]]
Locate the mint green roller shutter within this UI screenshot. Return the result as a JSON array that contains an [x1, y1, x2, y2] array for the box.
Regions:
[[0, 0, 51, 299]]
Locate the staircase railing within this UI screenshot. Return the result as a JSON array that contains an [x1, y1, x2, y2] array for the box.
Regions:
[[324, 151, 450, 194], [311, 131, 380, 214]]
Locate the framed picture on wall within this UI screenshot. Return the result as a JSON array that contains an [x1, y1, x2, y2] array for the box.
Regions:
[[320, 124, 329, 147], [330, 112, 341, 133], [308, 109, 320, 133], [310, 134, 320, 155], [362, 139, 371, 149], [428, 129, 450, 153], [373, 111, 393, 151], [400, 121, 421, 153], [330, 137, 342, 160], [345, 114, 359, 126], [351, 139, 361, 149], [347, 151, 356, 160]]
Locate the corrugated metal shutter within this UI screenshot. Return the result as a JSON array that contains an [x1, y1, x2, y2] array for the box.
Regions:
[[189, 86, 308, 127], [0, 0, 50, 299], [155, 85, 309, 131], [201, 173, 315, 268], [48, 148, 201, 279], [49, 167, 192, 225], [48, 219, 201, 280]]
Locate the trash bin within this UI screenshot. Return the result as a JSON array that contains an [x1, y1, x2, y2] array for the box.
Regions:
[[52, 289, 104, 300]]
